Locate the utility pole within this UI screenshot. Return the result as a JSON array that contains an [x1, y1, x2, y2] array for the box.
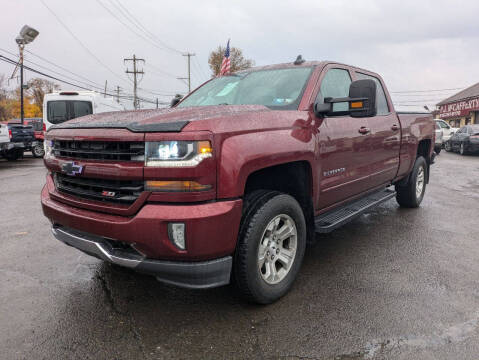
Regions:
[[182, 53, 195, 93], [124, 54, 144, 110], [104, 80, 107, 97], [116, 86, 121, 103]]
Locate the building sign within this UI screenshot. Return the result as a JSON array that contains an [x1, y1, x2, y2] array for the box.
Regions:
[[439, 97, 479, 119]]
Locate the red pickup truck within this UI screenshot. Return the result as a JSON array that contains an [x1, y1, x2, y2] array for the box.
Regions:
[[42, 59, 434, 304]]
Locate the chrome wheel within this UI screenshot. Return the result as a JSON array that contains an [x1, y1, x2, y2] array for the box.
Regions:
[[257, 214, 297, 285], [416, 165, 425, 199], [32, 144, 45, 158]]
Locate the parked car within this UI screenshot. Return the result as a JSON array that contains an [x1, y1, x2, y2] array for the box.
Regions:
[[435, 119, 457, 142], [0, 123, 10, 156], [434, 122, 443, 154], [444, 124, 479, 155], [0, 123, 36, 161], [26, 119, 45, 157], [42, 59, 435, 304], [7, 118, 45, 158]]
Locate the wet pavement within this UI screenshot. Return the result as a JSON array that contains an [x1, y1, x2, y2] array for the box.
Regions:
[[1, 152, 478, 360]]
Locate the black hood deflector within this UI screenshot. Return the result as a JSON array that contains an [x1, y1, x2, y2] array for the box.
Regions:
[[50, 120, 189, 133]]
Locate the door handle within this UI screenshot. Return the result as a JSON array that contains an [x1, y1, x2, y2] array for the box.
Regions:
[[391, 124, 399, 131], [358, 126, 370, 134]]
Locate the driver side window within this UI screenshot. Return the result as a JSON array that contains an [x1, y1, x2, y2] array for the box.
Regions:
[[317, 68, 352, 112]]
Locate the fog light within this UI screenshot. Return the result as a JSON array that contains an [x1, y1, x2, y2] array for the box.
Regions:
[[168, 223, 186, 250]]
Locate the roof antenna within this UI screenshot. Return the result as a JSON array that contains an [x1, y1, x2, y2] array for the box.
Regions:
[[294, 55, 305, 65]]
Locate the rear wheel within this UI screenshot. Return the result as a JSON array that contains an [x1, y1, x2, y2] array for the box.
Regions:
[[234, 191, 306, 304], [395, 156, 427, 208], [32, 142, 45, 158], [434, 145, 442, 154]]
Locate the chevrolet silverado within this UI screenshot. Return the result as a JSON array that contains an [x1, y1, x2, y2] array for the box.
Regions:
[[42, 59, 435, 304]]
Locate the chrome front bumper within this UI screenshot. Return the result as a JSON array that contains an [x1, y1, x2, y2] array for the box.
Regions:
[[52, 225, 232, 289]]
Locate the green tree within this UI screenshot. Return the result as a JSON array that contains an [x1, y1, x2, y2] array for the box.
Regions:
[[208, 45, 254, 76]]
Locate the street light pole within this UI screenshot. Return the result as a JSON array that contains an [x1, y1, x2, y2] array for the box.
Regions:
[[14, 25, 39, 125], [19, 43, 24, 125]]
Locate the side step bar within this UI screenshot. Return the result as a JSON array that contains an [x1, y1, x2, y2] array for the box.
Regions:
[[314, 188, 396, 233]]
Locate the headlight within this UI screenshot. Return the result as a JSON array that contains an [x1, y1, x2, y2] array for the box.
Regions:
[[44, 140, 54, 159], [145, 140, 212, 167]]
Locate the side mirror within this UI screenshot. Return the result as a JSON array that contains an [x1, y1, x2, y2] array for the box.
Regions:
[[313, 79, 377, 118]]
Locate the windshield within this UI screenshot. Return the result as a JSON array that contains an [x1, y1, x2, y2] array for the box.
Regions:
[[178, 67, 313, 110], [47, 100, 93, 124]]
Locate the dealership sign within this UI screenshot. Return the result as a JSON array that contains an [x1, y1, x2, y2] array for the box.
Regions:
[[439, 97, 479, 119]]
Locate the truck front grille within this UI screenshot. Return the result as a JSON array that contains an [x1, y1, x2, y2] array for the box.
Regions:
[[54, 173, 143, 204], [53, 140, 144, 161]]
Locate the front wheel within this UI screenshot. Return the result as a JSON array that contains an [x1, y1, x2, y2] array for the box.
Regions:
[[434, 145, 442, 154], [444, 141, 452, 152], [395, 156, 427, 208], [32, 142, 45, 158], [460, 142, 467, 155], [234, 191, 306, 304]]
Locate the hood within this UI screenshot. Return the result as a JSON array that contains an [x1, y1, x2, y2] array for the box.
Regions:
[[50, 105, 270, 133]]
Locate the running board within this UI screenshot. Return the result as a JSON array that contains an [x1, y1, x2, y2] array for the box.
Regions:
[[314, 188, 396, 233]]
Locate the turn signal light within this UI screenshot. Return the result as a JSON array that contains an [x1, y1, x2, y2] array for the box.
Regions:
[[351, 101, 363, 108], [198, 141, 212, 154], [145, 180, 212, 192]]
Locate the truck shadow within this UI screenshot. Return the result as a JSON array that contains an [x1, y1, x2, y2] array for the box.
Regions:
[[44, 201, 427, 358]]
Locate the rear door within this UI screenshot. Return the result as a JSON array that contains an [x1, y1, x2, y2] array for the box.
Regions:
[[315, 66, 374, 209], [354, 71, 400, 186]]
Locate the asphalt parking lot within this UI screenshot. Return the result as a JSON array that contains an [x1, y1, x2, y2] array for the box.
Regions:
[[1, 152, 478, 360]]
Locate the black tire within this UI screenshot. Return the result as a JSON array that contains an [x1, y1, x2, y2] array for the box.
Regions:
[[395, 156, 427, 208], [434, 145, 442, 154], [32, 143, 45, 158], [234, 191, 307, 304], [5, 149, 23, 161], [459, 142, 467, 155], [444, 141, 452, 152]]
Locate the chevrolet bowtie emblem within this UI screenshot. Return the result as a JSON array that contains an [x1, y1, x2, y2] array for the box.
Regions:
[[61, 161, 84, 176]]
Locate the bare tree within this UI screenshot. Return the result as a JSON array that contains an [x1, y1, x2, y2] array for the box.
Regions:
[[26, 78, 59, 108], [208, 46, 254, 77]]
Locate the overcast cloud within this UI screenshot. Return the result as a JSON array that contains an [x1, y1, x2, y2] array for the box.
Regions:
[[1, 0, 478, 110]]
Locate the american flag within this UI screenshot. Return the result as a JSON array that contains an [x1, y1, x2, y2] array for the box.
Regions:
[[220, 40, 231, 75]]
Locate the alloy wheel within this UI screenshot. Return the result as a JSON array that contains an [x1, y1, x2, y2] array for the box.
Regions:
[[416, 165, 425, 199], [257, 214, 297, 285]]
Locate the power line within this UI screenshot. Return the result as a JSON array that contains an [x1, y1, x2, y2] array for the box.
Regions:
[[113, 0, 184, 55], [0, 54, 163, 105], [0, 48, 106, 92], [389, 87, 466, 94], [96, 0, 184, 56], [40, 0, 129, 85]]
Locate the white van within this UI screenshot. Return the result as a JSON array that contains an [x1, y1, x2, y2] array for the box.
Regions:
[[43, 91, 125, 131]]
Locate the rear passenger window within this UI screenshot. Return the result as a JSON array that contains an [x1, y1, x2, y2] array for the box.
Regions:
[[356, 72, 390, 115], [318, 68, 352, 112]]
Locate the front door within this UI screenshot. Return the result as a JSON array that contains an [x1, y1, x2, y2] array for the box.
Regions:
[[315, 66, 374, 210]]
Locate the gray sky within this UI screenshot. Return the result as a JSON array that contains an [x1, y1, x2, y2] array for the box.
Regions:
[[1, 0, 478, 111]]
